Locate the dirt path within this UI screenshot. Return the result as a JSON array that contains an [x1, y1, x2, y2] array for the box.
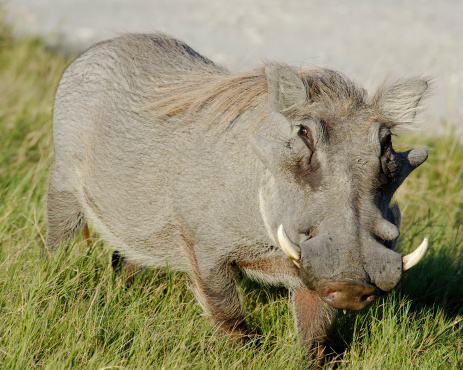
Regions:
[[6, 0, 463, 136]]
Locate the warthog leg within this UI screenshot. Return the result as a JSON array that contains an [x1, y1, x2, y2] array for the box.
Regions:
[[292, 287, 336, 365], [111, 251, 143, 287], [81, 223, 92, 247], [46, 183, 85, 252], [185, 246, 247, 338]]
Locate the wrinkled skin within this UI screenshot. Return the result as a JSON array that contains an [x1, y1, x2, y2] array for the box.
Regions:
[[252, 66, 428, 314], [46, 34, 429, 363]]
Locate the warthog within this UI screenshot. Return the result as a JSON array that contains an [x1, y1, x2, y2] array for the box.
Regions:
[[47, 33, 429, 358]]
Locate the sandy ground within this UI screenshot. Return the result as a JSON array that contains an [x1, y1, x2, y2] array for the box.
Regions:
[[5, 0, 463, 137]]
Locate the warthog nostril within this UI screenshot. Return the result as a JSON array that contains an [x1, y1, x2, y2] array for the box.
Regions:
[[324, 290, 338, 302], [361, 294, 376, 303], [318, 281, 379, 311]]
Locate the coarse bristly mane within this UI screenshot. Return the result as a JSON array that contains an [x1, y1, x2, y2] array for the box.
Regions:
[[144, 68, 269, 130], [133, 33, 369, 129]]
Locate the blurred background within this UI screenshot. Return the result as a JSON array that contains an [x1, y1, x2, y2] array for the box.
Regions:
[[5, 0, 463, 137]]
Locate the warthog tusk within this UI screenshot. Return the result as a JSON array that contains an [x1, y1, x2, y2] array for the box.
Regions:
[[277, 225, 301, 267], [402, 237, 428, 271]]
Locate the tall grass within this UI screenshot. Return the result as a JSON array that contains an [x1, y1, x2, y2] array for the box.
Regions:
[[0, 14, 461, 369]]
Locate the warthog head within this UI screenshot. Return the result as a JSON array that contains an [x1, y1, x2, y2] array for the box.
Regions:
[[251, 66, 428, 311]]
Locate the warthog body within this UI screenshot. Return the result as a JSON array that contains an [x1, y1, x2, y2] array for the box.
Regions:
[[47, 33, 429, 357]]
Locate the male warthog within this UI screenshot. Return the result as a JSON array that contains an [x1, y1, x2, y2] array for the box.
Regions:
[[47, 33, 429, 358]]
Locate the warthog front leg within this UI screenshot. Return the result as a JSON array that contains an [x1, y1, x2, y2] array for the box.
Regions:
[[186, 248, 247, 338], [292, 287, 336, 362]]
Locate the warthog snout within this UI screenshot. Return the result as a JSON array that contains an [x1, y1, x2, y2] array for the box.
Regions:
[[318, 281, 380, 311], [278, 224, 429, 310]]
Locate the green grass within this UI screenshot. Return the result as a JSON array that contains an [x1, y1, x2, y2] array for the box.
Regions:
[[0, 14, 462, 369]]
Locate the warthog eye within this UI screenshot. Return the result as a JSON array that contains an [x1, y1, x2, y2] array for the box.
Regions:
[[381, 134, 392, 155], [299, 126, 308, 136], [380, 133, 400, 178], [298, 125, 314, 151]]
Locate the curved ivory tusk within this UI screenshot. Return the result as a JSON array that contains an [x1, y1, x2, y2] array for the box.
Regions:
[[277, 225, 301, 267], [402, 237, 428, 271]]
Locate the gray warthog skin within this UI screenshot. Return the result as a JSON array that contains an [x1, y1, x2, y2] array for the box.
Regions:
[[47, 33, 429, 357]]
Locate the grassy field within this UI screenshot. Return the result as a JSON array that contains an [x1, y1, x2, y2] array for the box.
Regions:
[[0, 15, 462, 369]]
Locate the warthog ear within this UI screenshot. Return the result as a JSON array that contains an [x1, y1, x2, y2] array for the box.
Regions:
[[375, 78, 429, 127], [265, 65, 308, 116]]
